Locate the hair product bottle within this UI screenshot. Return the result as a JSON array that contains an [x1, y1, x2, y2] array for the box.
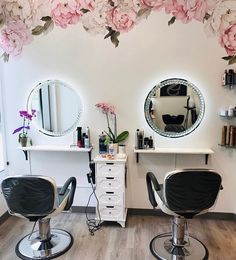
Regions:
[[77, 127, 83, 147], [221, 125, 227, 146]]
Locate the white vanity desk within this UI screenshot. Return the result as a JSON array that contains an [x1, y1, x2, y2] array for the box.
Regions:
[[134, 148, 214, 164]]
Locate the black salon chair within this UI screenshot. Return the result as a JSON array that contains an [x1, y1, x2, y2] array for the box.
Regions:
[[1, 175, 77, 260], [146, 169, 222, 260]]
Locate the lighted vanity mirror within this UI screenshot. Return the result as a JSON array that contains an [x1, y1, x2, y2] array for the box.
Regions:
[[144, 78, 205, 138], [27, 79, 82, 136]]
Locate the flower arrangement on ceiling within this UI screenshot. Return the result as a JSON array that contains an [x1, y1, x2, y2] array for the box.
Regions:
[[0, 0, 236, 64]]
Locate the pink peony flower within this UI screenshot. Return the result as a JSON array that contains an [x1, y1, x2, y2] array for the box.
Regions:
[[107, 6, 137, 32], [80, 0, 112, 34], [220, 23, 236, 56], [204, 1, 236, 37], [3, 0, 50, 27], [50, 0, 82, 28], [139, 0, 165, 10], [0, 20, 33, 56], [164, 0, 210, 23]]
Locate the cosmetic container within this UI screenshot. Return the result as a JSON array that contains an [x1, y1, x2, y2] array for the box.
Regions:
[[84, 135, 90, 148], [138, 130, 144, 149], [221, 125, 227, 146], [99, 132, 107, 154], [148, 136, 154, 149], [77, 127, 83, 148]]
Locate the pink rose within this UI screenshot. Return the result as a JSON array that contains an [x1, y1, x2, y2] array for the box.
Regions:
[[51, 0, 82, 28], [107, 6, 137, 32], [164, 0, 209, 23], [220, 24, 236, 56], [139, 0, 165, 10], [0, 20, 33, 56]]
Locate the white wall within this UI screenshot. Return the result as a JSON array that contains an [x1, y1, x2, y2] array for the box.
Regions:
[[2, 12, 236, 213]]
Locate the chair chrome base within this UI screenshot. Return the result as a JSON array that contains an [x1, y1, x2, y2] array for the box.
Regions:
[[150, 233, 208, 260], [15, 229, 73, 260]]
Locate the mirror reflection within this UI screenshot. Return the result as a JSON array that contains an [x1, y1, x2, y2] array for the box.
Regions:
[[144, 78, 205, 138], [27, 79, 82, 136]]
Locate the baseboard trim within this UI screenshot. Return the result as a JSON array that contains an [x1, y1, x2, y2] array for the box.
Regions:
[[0, 212, 10, 225], [72, 206, 96, 214], [72, 206, 236, 221], [127, 208, 236, 221]]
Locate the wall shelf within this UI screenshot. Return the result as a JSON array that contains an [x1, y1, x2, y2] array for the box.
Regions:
[[219, 115, 235, 119], [18, 145, 92, 161], [218, 144, 236, 149], [134, 148, 214, 164]]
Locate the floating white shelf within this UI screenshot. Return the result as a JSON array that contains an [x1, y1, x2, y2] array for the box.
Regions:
[[18, 145, 92, 160], [134, 148, 214, 164]]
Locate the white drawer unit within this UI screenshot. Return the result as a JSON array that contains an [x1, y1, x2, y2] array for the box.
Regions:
[[94, 155, 127, 227]]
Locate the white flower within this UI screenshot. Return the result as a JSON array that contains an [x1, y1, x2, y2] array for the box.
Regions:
[[3, 0, 50, 27], [205, 0, 236, 36], [80, 0, 112, 35]]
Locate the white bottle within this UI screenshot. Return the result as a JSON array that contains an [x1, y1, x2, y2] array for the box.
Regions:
[[86, 126, 90, 147]]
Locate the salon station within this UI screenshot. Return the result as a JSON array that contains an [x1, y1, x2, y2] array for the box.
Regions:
[[0, 1, 236, 260]]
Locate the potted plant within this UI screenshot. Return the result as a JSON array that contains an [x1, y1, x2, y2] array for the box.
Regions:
[[13, 109, 36, 147], [95, 102, 129, 155]]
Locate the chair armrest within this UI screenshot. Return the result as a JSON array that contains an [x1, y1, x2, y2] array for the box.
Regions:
[[146, 172, 161, 208], [59, 177, 77, 211]]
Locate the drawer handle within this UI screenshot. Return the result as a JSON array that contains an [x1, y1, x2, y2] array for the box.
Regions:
[[106, 206, 114, 208], [106, 177, 114, 180], [106, 192, 114, 194], [106, 163, 114, 165]]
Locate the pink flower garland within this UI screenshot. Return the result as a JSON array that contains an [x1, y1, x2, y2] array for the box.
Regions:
[[0, 0, 236, 63]]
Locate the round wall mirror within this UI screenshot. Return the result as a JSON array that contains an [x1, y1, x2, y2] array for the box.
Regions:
[[27, 79, 82, 137], [144, 78, 205, 138]]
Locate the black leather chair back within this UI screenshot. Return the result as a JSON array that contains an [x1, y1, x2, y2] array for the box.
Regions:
[[164, 170, 222, 216], [1, 176, 56, 216]]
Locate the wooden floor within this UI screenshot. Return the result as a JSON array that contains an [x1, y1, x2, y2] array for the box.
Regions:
[[0, 213, 236, 260]]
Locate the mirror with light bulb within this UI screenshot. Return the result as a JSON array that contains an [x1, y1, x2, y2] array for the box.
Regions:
[[144, 78, 205, 138], [27, 79, 82, 137]]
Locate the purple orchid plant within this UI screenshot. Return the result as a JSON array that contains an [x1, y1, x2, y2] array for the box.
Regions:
[[13, 109, 36, 143]]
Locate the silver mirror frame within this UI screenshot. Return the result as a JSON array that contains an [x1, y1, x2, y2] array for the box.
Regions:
[[144, 78, 205, 138], [27, 79, 82, 137]]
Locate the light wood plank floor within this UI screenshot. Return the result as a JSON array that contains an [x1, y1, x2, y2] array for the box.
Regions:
[[0, 213, 236, 260]]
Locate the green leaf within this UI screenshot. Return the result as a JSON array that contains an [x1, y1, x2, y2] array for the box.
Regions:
[[41, 16, 51, 22], [32, 25, 44, 35], [104, 131, 113, 142], [137, 8, 151, 19], [43, 20, 53, 31], [80, 8, 90, 14], [110, 31, 120, 48], [228, 56, 236, 65], [222, 55, 233, 61], [104, 27, 114, 39], [168, 16, 176, 26], [115, 131, 129, 143]]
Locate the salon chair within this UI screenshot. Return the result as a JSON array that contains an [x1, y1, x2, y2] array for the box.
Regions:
[[1, 175, 77, 260], [146, 169, 222, 260]]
